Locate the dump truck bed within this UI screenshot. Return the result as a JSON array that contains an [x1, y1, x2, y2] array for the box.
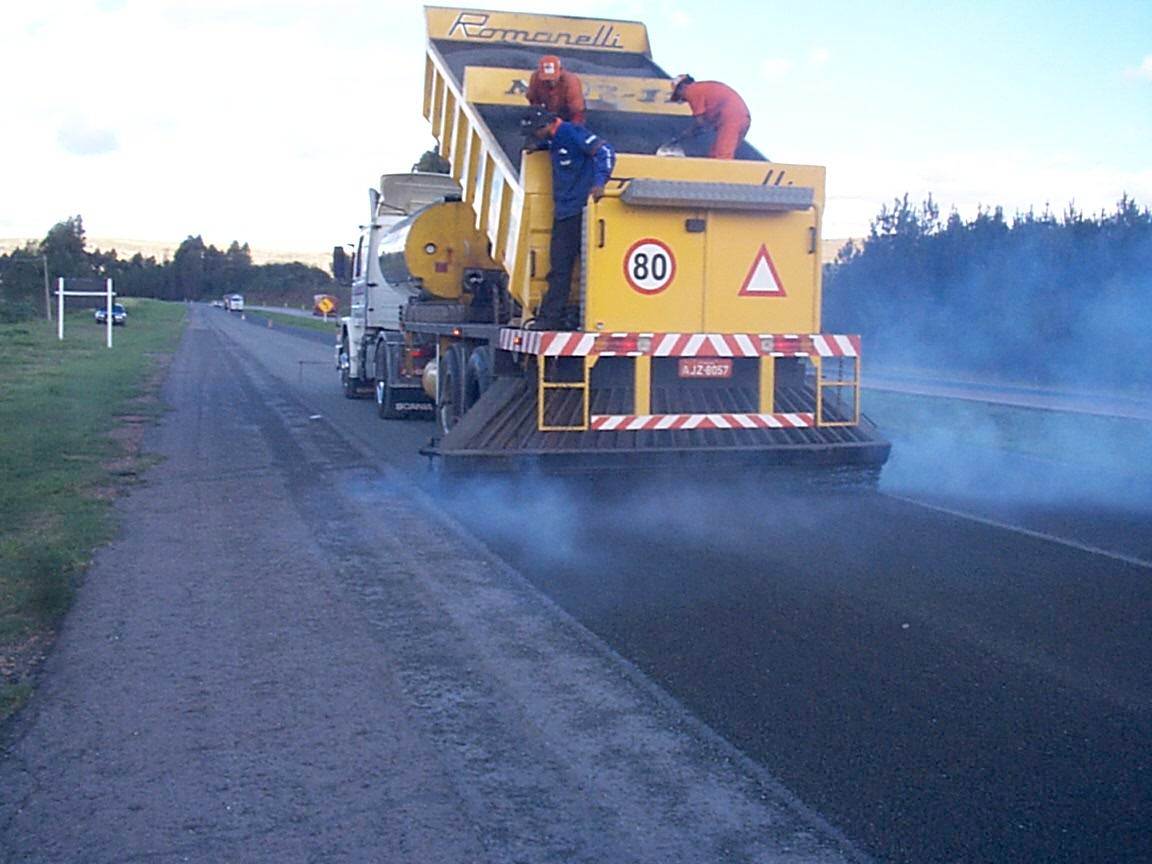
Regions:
[[430, 39, 766, 164]]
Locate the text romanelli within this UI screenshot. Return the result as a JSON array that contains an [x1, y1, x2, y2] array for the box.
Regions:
[[447, 12, 626, 51]]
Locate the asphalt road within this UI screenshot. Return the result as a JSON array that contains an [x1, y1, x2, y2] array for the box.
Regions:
[[442, 479, 1152, 863], [3, 305, 1148, 863], [220, 307, 1152, 862], [0, 305, 865, 863]]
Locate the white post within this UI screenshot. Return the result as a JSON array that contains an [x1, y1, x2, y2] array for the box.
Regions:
[[105, 278, 113, 348], [57, 277, 65, 340], [56, 278, 116, 345]]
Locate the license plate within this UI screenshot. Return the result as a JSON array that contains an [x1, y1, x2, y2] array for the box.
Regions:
[[677, 358, 733, 379]]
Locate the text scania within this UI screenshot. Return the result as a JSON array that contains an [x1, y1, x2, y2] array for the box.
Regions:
[[447, 12, 625, 50]]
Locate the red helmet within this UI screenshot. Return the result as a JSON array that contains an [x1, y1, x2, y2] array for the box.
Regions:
[[537, 55, 562, 81]]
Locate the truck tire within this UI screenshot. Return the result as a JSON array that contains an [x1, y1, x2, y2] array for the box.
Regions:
[[341, 366, 360, 399], [437, 344, 467, 435], [339, 337, 364, 399], [463, 345, 494, 414], [375, 340, 404, 420]]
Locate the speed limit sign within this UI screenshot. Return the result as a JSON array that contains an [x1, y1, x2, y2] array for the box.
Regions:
[[623, 238, 676, 295]]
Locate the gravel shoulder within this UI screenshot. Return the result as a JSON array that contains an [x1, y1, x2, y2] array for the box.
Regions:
[[0, 305, 866, 863]]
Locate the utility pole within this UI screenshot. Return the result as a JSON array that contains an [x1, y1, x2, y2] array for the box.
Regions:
[[43, 254, 51, 322]]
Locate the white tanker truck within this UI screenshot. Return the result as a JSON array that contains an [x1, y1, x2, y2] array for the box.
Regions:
[[335, 171, 504, 423]]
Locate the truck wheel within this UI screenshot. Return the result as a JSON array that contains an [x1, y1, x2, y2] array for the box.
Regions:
[[464, 346, 494, 413], [375, 341, 403, 420], [339, 338, 363, 399], [341, 365, 362, 399], [437, 345, 465, 435]]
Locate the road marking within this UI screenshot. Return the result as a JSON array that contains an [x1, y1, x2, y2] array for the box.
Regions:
[[887, 494, 1152, 570]]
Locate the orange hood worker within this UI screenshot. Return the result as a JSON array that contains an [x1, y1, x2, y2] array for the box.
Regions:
[[668, 74, 751, 159], [526, 54, 587, 125]]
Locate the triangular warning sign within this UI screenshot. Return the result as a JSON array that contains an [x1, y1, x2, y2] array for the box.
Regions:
[[739, 244, 786, 297]]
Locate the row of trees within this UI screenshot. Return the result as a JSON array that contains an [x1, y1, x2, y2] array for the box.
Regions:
[[0, 216, 335, 322], [7, 195, 1150, 395], [823, 195, 1152, 392]]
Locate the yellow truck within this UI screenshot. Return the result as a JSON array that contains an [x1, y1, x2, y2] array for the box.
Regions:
[[335, 6, 889, 478]]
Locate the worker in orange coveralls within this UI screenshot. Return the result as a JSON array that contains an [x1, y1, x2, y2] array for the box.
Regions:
[[667, 74, 751, 159], [525, 54, 587, 125]]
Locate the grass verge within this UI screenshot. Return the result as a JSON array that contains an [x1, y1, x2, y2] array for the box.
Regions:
[[0, 299, 186, 722], [249, 308, 341, 334]]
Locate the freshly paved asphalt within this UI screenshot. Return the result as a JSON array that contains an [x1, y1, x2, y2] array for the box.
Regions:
[[437, 477, 1151, 863], [5, 305, 1147, 863], [231, 307, 1152, 863]]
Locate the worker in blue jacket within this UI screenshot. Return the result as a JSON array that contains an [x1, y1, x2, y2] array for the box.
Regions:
[[523, 109, 615, 330]]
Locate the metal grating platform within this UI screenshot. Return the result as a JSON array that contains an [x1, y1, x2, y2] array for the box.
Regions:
[[426, 377, 891, 476]]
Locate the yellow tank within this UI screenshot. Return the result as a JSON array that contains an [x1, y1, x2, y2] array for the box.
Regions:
[[377, 200, 497, 301]]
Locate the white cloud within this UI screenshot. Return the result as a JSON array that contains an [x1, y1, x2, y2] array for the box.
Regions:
[[0, 0, 440, 250], [57, 117, 119, 156], [1125, 55, 1152, 81], [4, 1, 1149, 254], [760, 57, 793, 81], [821, 148, 1152, 239]]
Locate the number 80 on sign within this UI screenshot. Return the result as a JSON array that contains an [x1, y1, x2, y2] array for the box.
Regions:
[[624, 238, 676, 295]]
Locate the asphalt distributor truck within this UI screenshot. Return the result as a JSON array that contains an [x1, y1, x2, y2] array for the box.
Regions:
[[335, 7, 889, 479]]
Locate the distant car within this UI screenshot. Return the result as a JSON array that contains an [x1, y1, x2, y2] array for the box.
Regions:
[[211, 299, 225, 309], [94, 303, 127, 326]]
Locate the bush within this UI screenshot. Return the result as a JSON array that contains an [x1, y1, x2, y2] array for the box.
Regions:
[[824, 196, 1152, 391], [0, 300, 41, 324]]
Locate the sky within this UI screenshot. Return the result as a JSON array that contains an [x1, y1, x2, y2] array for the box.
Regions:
[[2, 0, 1149, 255]]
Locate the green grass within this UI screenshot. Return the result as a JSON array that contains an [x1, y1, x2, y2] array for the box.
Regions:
[[255, 309, 341, 333], [0, 682, 33, 719], [0, 299, 186, 719]]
